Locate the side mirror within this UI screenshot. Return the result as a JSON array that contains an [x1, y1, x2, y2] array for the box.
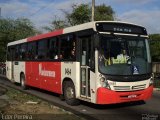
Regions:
[[93, 34, 100, 49]]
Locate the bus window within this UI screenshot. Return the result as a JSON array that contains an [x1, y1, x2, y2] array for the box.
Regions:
[[38, 40, 48, 60], [9, 46, 16, 61], [27, 42, 37, 60], [60, 35, 76, 60], [15, 45, 20, 60], [49, 37, 58, 60], [20, 43, 27, 60], [7, 47, 11, 61]]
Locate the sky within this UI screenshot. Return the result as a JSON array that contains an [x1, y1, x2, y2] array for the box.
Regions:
[[0, 0, 160, 34]]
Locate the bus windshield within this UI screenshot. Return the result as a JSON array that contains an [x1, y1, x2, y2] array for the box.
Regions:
[[98, 34, 151, 76]]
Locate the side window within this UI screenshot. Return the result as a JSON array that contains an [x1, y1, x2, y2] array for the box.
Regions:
[[27, 42, 37, 60], [10, 46, 16, 61], [49, 37, 58, 60], [7, 47, 11, 61], [20, 43, 27, 60], [15, 45, 20, 60], [38, 40, 48, 60], [7, 46, 16, 61], [60, 35, 76, 60]]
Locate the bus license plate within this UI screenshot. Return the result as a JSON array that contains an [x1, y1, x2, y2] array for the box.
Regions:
[[128, 95, 137, 98]]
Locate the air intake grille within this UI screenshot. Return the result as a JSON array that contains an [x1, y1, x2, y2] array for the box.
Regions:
[[132, 84, 146, 90], [114, 84, 146, 91], [114, 86, 130, 91]]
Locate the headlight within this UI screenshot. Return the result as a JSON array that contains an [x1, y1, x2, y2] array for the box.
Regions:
[[149, 77, 154, 86], [149, 73, 154, 86], [100, 77, 111, 89]]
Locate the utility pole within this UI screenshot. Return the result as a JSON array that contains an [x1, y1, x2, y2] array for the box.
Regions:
[[91, 0, 95, 21]]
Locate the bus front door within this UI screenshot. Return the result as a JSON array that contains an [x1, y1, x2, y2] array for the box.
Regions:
[[79, 36, 92, 98]]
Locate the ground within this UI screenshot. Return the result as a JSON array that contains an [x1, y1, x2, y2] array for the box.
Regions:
[[0, 86, 84, 120]]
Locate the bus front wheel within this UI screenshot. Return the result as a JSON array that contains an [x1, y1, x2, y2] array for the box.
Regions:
[[20, 74, 27, 90], [64, 81, 80, 106]]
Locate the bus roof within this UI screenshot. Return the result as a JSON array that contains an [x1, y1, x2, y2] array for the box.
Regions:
[[7, 21, 147, 46]]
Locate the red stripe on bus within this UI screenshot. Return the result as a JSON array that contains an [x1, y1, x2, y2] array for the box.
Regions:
[[27, 29, 63, 42], [26, 62, 62, 94], [96, 86, 153, 104]]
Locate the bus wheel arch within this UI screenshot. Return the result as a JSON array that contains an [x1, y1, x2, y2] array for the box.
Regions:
[[20, 72, 27, 90], [62, 78, 80, 106]]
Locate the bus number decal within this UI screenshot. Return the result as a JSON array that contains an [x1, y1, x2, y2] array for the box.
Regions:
[[65, 68, 71, 75]]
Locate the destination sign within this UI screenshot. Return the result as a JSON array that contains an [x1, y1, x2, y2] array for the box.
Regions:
[[96, 22, 147, 35]]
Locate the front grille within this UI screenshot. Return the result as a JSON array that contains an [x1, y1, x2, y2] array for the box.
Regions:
[[132, 84, 146, 90], [114, 86, 130, 91], [113, 84, 146, 91]]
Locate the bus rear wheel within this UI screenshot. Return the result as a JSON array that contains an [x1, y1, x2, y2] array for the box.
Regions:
[[64, 81, 80, 106], [20, 74, 27, 90]]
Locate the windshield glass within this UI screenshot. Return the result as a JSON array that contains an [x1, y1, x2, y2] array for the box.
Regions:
[[99, 35, 151, 75]]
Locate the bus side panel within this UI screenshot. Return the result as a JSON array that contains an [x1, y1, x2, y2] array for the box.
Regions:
[[39, 62, 61, 94], [26, 62, 40, 88], [6, 61, 12, 80], [14, 61, 25, 83], [61, 62, 80, 98], [26, 62, 62, 94]]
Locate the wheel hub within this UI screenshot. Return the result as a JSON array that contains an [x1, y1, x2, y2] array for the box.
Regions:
[[66, 87, 74, 99]]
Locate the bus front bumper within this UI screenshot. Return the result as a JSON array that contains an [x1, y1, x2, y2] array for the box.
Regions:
[[96, 85, 153, 104]]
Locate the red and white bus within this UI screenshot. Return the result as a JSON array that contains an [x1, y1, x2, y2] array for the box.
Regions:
[[6, 21, 153, 105]]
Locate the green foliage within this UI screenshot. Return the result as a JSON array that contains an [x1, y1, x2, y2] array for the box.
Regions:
[[68, 4, 115, 25], [0, 18, 38, 61], [149, 34, 160, 62], [6, 87, 41, 103], [67, 4, 91, 26], [44, 3, 115, 31], [95, 4, 115, 21], [43, 16, 68, 32]]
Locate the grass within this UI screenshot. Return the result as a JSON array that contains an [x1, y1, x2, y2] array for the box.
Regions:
[[4, 87, 85, 120], [6, 87, 42, 103]]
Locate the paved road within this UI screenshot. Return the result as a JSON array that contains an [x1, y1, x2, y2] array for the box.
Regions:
[[0, 76, 160, 120]]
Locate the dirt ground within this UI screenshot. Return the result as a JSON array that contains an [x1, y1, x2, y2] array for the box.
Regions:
[[0, 87, 85, 120]]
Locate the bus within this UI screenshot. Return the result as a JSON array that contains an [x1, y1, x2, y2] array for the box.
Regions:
[[6, 21, 153, 105]]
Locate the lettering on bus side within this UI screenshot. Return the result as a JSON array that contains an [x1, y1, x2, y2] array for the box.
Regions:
[[65, 68, 71, 75], [39, 64, 56, 78]]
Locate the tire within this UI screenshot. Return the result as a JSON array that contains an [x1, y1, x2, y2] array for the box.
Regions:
[[64, 81, 80, 106], [20, 74, 27, 90]]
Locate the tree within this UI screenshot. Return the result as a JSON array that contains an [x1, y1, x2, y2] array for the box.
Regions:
[[67, 4, 115, 26], [43, 16, 68, 32], [95, 4, 115, 21], [67, 4, 91, 26], [0, 18, 39, 61], [44, 3, 115, 31], [149, 34, 160, 62]]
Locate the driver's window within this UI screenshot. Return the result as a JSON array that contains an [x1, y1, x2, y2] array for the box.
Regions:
[[100, 38, 129, 66]]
